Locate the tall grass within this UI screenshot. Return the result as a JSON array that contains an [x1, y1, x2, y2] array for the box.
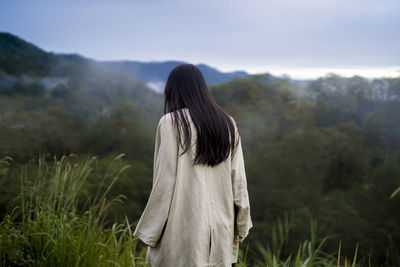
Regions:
[[0, 154, 146, 266], [249, 213, 359, 267], [0, 154, 365, 266]]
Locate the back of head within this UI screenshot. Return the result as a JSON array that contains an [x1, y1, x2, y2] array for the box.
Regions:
[[164, 63, 239, 167]]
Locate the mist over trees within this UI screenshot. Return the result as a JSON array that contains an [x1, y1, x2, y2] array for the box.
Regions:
[[1, 33, 400, 265]]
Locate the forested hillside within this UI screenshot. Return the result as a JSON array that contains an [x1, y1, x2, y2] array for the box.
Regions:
[[211, 74, 400, 264], [1, 32, 400, 265], [0, 32, 163, 161]]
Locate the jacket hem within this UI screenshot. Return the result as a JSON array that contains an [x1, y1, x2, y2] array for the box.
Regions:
[[133, 230, 157, 247]]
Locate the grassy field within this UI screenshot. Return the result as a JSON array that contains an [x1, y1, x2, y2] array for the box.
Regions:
[[0, 155, 361, 266]]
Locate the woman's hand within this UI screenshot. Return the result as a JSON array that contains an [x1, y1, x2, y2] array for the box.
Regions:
[[234, 236, 245, 243]]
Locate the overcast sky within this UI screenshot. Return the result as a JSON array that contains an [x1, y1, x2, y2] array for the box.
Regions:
[[1, 0, 399, 78]]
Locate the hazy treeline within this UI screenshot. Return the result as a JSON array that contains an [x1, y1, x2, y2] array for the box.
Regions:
[[1, 71, 400, 265], [1, 32, 400, 266], [212, 74, 400, 265]]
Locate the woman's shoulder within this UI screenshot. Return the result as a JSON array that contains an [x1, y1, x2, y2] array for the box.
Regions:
[[227, 114, 235, 123], [159, 110, 179, 124], [159, 108, 190, 125], [158, 112, 178, 135], [226, 114, 239, 132], [159, 113, 173, 124]]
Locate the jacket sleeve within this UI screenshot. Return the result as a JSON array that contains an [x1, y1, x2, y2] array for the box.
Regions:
[[231, 131, 253, 238], [133, 115, 178, 247]]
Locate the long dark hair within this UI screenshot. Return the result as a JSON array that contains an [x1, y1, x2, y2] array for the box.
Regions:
[[163, 63, 239, 167]]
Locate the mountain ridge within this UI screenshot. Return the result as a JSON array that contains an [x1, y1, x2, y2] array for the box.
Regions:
[[0, 32, 162, 121], [102, 60, 249, 92]]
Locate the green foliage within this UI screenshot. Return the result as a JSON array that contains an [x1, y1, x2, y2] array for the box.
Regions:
[[0, 42, 163, 160], [211, 75, 400, 265], [0, 154, 147, 266], [1, 81, 46, 96], [391, 186, 400, 198], [1, 32, 400, 265], [0, 33, 55, 76], [250, 213, 360, 267], [238, 213, 356, 267]]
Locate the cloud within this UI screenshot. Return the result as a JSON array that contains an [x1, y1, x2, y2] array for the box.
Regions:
[[0, 0, 399, 77]]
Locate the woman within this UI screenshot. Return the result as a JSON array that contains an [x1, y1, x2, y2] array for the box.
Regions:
[[133, 64, 252, 267]]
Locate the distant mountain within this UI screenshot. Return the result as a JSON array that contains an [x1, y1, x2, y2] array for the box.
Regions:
[[102, 60, 249, 92], [0, 32, 162, 121], [0, 32, 57, 76]]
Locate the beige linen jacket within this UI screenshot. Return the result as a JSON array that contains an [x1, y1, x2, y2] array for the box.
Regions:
[[133, 108, 252, 267]]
